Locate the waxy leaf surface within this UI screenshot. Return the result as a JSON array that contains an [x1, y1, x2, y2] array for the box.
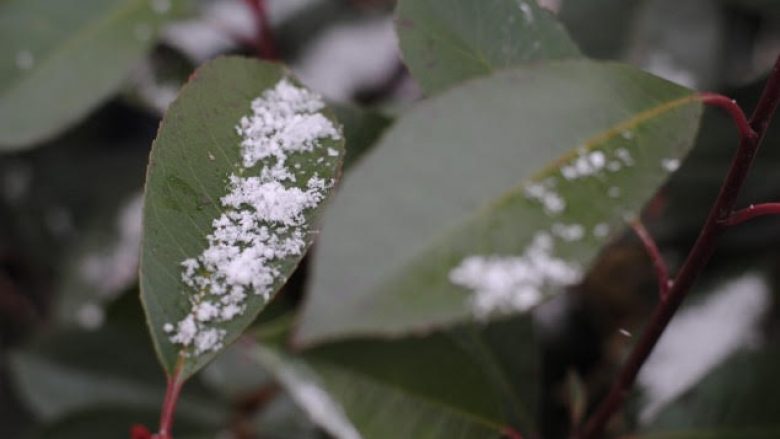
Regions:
[[141, 57, 344, 378], [298, 60, 702, 345]]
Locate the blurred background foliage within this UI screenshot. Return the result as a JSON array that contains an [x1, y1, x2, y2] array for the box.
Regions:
[[1, 0, 780, 438]]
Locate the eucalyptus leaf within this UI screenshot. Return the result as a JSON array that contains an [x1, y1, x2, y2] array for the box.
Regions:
[[0, 0, 186, 149], [297, 60, 703, 345], [395, 0, 580, 95], [140, 56, 345, 379]]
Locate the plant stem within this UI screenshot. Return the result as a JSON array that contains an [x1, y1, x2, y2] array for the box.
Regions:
[[577, 55, 780, 439], [630, 220, 670, 300], [697, 93, 754, 140], [502, 427, 525, 439], [157, 368, 184, 439], [723, 202, 780, 226], [243, 0, 278, 60]]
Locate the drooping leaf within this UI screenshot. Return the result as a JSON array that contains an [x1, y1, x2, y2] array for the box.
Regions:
[[0, 0, 186, 149], [140, 56, 345, 379], [251, 315, 539, 438], [297, 60, 703, 345], [395, 0, 580, 95]]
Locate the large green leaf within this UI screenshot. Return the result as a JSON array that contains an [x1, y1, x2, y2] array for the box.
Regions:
[[0, 0, 185, 149], [140, 56, 345, 379], [251, 316, 538, 438], [297, 60, 703, 345], [395, 0, 581, 95]]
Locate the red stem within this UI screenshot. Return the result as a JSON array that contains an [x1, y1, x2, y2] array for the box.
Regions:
[[630, 220, 671, 300], [156, 369, 184, 439], [502, 427, 525, 439], [698, 93, 754, 141], [723, 202, 780, 226], [578, 56, 780, 439], [243, 0, 278, 60]]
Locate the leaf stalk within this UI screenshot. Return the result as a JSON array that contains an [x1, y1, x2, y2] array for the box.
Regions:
[[630, 220, 671, 300]]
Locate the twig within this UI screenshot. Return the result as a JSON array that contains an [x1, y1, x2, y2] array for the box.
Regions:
[[243, 0, 278, 60], [577, 55, 780, 439], [155, 365, 184, 439], [722, 202, 780, 226], [698, 93, 755, 141], [630, 220, 671, 300]]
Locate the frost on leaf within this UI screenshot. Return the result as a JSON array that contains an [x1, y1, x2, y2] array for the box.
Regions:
[[166, 79, 341, 356]]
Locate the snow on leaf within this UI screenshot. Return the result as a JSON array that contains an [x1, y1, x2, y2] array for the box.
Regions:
[[166, 79, 341, 356]]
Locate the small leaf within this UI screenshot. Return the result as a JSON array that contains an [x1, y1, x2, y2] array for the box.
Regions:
[[250, 316, 539, 438], [0, 0, 186, 149], [396, 0, 581, 95], [140, 56, 345, 380], [297, 60, 703, 345]]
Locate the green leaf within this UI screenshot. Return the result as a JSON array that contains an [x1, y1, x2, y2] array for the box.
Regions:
[[641, 347, 780, 438], [250, 316, 539, 438], [297, 60, 703, 345], [395, 0, 581, 95], [140, 56, 345, 380], [0, 0, 186, 149]]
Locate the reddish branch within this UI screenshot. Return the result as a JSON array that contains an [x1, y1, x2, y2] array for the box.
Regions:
[[577, 55, 780, 439], [722, 202, 780, 226], [243, 0, 278, 60], [698, 93, 755, 141], [630, 220, 671, 300]]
